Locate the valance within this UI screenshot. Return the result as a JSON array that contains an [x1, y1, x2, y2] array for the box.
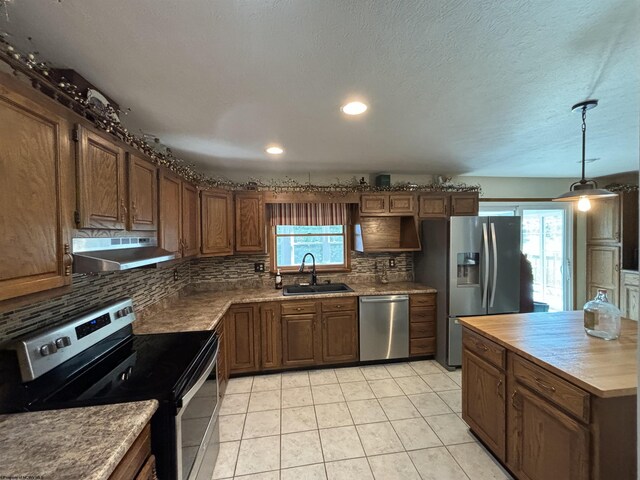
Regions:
[[268, 203, 350, 226]]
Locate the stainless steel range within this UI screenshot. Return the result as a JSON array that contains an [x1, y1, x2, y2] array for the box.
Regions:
[[0, 299, 220, 480]]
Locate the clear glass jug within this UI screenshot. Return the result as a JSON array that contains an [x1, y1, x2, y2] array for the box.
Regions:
[[583, 289, 621, 340]]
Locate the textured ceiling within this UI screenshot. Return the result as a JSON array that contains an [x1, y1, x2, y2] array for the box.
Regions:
[[2, 0, 638, 177]]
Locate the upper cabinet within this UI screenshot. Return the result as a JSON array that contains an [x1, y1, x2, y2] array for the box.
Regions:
[[128, 153, 158, 231], [181, 182, 199, 257], [587, 196, 620, 244], [201, 190, 233, 256], [360, 193, 415, 215], [0, 74, 74, 302], [235, 192, 266, 253], [450, 193, 479, 216], [419, 192, 479, 218], [158, 169, 199, 259], [75, 125, 127, 229]]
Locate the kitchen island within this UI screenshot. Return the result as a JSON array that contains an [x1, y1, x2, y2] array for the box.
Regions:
[[459, 311, 637, 480]]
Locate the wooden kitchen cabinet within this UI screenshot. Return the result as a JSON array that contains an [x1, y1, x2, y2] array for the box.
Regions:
[[260, 302, 282, 369], [409, 293, 436, 356], [450, 193, 479, 216], [235, 192, 265, 253], [76, 125, 127, 229], [226, 305, 260, 374], [281, 301, 322, 368], [620, 270, 639, 321], [587, 196, 620, 244], [0, 75, 74, 302], [586, 245, 620, 306], [360, 193, 415, 215], [181, 182, 199, 257], [418, 192, 479, 218], [214, 320, 228, 397], [320, 298, 358, 363], [158, 170, 183, 257], [128, 154, 158, 231], [108, 423, 154, 480], [201, 189, 234, 256]]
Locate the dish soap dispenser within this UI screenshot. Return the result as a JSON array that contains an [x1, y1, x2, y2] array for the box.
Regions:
[[583, 289, 621, 340], [275, 268, 283, 290]]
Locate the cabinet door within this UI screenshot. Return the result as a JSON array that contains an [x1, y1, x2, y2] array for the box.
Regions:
[[388, 194, 415, 214], [0, 82, 73, 301], [181, 182, 199, 257], [281, 313, 321, 367], [321, 311, 358, 363], [158, 170, 182, 257], [76, 125, 126, 229], [586, 245, 620, 306], [226, 305, 259, 374], [587, 196, 620, 244], [462, 349, 506, 460], [451, 193, 479, 216], [128, 154, 157, 231], [260, 303, 282, 369], [509, 384, 589, 480], [360, 194, 388, 214], [418, 194, 449, 218], [201, 190, 233, 256], [235, 193, 265, 253], [621, 272, 639, 320]]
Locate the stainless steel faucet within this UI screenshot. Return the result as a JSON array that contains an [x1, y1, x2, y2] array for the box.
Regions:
[[299, 252, 318, 286]]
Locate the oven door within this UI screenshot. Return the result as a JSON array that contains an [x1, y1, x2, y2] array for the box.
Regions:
[[176, 344, 219, 480]]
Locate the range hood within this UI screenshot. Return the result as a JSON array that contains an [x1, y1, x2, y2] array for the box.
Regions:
[[72, 237, 175, 273]]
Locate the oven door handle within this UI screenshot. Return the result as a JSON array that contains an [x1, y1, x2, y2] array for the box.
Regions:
[[179, 343, 219, 411]]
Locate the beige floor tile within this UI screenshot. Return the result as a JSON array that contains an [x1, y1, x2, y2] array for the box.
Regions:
[[234, 471, 279, 480], [243, 409, 280, 438], [356, 422, 404, 456], [248, 390, 282, 412], [408, 360, 442, 375], [282, 371, 310, 389], [219, 393, 250, 415], [212, 441, 240, 479], [368, 378, 404, 398], [394, 375, 433, 395], [408, 392, 452, 417], [367, 452, 421, 480], [325, 458, 374, 480], [225, 377, 254, 395], [421, 373, 461, 392], [320, 426, 365, 461], [378, 396, 421, 420], [447, 369, 463, 387], [251, 374, 282, 392], [426, 413, 475, 445], [282, 386, 314, 408], [281, 430, 324, 468], [384, 362, 416, 378], [315, 402, 353, 428], [448, 442, 512, 479], [282, 405, 318, 433], [309, 369, 339, 385], [235, 435, 280, 476], [392, 417, 442, 450], [347, 399, 388, 425], [408, 447, 469, 480], [335, 366, 366, 383], [312, 384, 345, 404], [219, 413, 245, 442], [281, 463, 327, 480], [340, 381, 375, 401], [438, 389, 462, 413], [361, 365, 392, 380]]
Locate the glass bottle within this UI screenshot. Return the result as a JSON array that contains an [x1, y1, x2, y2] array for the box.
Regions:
[[583, 289, 621, 340]]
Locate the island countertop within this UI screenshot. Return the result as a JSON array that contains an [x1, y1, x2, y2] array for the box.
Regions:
[[459, 310, 637, 398], [0, 400, 158, 480]]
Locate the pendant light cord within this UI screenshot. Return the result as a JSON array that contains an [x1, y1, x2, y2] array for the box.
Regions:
[[581, 106, 587, 183]]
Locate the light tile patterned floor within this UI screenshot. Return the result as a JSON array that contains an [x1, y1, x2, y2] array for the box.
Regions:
[[201, 360, 513, 480]]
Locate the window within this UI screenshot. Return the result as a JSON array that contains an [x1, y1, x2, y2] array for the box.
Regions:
[[273, 225, 348, 271]]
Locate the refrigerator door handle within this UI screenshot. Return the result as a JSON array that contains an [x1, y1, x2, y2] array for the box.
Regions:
[[482, 223, 489, 308], [490, 222, 498, 307]]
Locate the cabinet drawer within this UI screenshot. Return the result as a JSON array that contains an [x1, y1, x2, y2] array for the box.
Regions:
[[410, 306, 435, 323], [512, 354, 590, 422], [322, 297, 357, 312], [462, 329, 505, 369], [409, 293, 436, 308], [281, 301, 317, 315], [410, 337, 436, 355], [410, 321, 435, 339]]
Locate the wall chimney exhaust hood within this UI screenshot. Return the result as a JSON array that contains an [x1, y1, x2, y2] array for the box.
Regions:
[[72, 237, 175, 273]]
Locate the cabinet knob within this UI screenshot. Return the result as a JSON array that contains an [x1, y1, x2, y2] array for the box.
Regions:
[[63, 243, 73, 276], [511, 390, 520, 409], [534, 377, 556, 393], [496, 379, 503, 399]]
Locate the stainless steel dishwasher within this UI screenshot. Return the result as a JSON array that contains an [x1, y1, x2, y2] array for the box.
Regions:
[[359, 295, 409, 361]]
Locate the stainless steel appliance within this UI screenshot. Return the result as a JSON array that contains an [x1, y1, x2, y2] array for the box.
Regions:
[[72, 237, 175, 273], [0, 299, 219, 480], [415, 216, 521, 369], [359, 295, 409, 361]]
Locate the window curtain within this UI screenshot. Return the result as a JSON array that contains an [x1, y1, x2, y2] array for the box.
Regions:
[[268, 203, 350, 226]]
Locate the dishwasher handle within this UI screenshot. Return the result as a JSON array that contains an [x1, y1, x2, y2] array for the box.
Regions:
[[359, 295, 409, 303]]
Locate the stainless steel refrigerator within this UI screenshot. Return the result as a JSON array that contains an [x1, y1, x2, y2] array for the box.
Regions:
[[414, 216, 521, 370]]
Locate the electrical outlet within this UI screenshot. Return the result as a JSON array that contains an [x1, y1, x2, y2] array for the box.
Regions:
[[254, 262, 265, 272], [173, 268, 179, 281], [388, 258, 396, 268]]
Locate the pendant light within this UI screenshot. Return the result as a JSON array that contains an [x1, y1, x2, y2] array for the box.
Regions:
[[553, 100, 616, 211]]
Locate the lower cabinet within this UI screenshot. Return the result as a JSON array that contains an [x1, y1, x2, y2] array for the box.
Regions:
[[281, 306, 322, 367], [226, 305, 260, 374], [621, 270, 639, 320], [214, 320, 229, 396], [260, 302, 282, 369], [321, 298, 358, 364], [109, 423, 155, 480], [409, 293, 437, 356]]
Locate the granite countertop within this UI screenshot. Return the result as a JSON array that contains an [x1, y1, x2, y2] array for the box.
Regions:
[[0, 400, 158, 480], [133, 282, 436, 334]]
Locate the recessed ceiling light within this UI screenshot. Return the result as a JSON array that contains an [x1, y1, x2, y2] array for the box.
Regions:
[[341, 101, 368, 116], [266, 146, 284, 155]]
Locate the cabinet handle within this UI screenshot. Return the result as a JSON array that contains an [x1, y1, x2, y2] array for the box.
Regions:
[[615, 264, 620, 272], [534, 377, 556, 393], [296, 307, 302, 311], [615, 231, 620, 241], [63, 243, 73, 276], [475, 341, 489, 352], [120, 198, 127, 223], [496, 379, 503, 399], [131, 201, 137, 222], [511, 390, 519, 409]]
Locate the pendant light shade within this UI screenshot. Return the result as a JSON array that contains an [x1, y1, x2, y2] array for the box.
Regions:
[[553, 100, 615, 210]]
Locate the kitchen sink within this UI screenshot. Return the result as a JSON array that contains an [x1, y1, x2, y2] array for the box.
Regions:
[[282, 283, 354, 296]]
